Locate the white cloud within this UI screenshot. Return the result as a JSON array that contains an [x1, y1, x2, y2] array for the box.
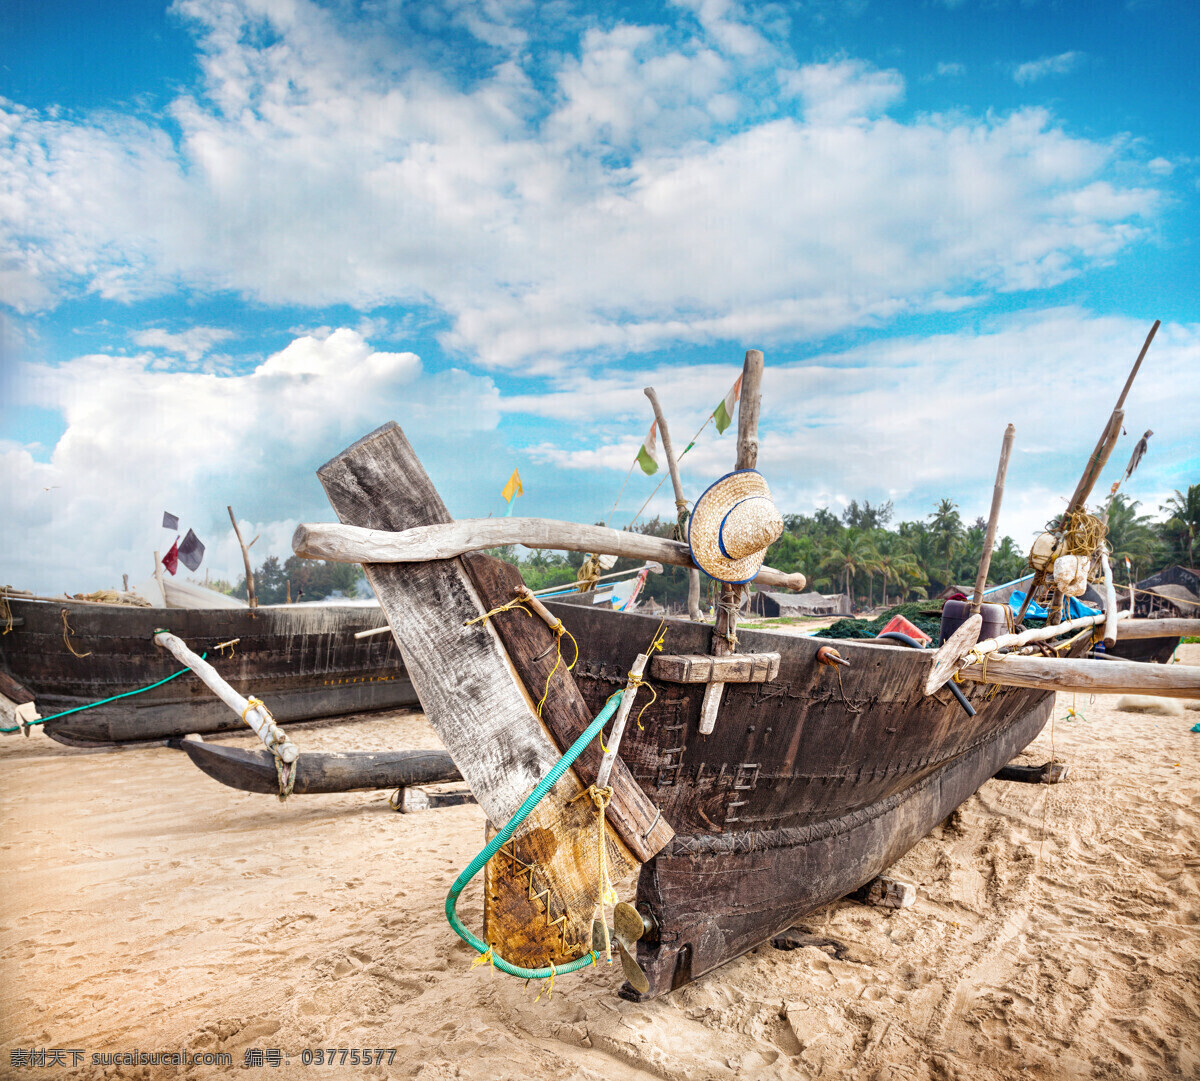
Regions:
[[0, 3, 1165, 371], [131, 326, 235, 365], [1013, 51, 1084, 85], [936, 61, 966, 78], [779, 58, 905, 122], [1, 329, 502, 592]]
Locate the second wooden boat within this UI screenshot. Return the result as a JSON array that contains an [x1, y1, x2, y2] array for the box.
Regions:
[[0, 596, 417, 746]]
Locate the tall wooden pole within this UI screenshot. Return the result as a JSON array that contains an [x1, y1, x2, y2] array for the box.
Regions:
[[228, 505, 258, 609], [701, 349, 765, 736], [644, 387, 702, 621], [971, 424, 1015, 615], [1015, 320, 1159, 625]]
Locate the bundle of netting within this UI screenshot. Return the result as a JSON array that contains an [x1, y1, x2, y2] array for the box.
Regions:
[[813, 602, 944, 642]]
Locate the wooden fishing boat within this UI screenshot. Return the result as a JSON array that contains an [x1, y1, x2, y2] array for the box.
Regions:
[[291, 331, 1195, 997], [0, 594, 417, 746]]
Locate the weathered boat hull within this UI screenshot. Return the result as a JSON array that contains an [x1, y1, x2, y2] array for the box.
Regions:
[[1104, 636, 1180, 664], [0, 596, 417, 746], [540, 602, 1062, 998]]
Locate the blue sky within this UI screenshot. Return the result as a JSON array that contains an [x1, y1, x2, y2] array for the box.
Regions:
[[1, 0, 1197, 594]]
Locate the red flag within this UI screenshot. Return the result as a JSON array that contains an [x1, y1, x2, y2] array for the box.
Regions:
[[162, 537, 180, 576]]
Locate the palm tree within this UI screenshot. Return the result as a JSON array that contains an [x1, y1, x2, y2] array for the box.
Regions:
[[989, 536, 1026, 586], [1160, 484, 1200, 568], [819, 529, 878, 602], [929, 499, 964, 585], [873, 549, 921, 606], [1105, 495, 1162, 580]]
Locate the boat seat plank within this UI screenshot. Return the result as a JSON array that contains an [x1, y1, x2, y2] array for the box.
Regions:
[[651, 652, 780, 684]]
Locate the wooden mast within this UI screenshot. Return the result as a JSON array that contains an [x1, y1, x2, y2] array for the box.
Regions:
[[700, 349, 764, 736], [971, 424, 1015, 615], [643, 387, 702, 621], [228, 505, 258, 609], [1015, 320, 1160, 625]]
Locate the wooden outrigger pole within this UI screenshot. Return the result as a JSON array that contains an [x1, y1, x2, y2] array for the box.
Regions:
[[643, 386, 702, 622]]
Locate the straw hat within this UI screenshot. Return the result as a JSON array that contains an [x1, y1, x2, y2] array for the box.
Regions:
[[688, 470, 784, 583]]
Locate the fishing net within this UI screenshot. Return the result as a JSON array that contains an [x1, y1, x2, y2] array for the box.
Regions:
[[812, 602, 944, 642]]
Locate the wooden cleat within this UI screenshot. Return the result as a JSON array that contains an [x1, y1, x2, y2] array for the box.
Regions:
[[848, 875, 917, 909]]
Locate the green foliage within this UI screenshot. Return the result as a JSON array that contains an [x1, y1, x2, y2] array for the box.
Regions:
[[234, 556, 366, 603], [1160, 484, 1200, 568]]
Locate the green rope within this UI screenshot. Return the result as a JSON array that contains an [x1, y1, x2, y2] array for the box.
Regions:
[[445, 690, 624, 981], [1, 652, 207, 734]]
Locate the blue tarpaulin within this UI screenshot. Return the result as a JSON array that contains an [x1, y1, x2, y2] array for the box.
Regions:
[[1008, 591, 1100, 621]]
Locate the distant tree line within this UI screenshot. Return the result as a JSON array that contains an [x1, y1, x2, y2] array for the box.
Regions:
[[224, 555, 366, 604], [216, 483, 1198, 611]]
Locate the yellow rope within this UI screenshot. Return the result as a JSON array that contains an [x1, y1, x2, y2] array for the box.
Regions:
[[470, 945, 496, 973], [241, 696, 267, 725], [534, 960, 556, 1001], [1059, 510, 1107, 557], [60, 609, 92, 658], [590, 785, 618, 961], [535, 623, 579, 717], [464, 597, 533, 627]]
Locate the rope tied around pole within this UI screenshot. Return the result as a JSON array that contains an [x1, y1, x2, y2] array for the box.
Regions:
[[241, 696, 296, 800], [464, 597, 533, 628], [570, 783, 618, 962], [672, 497, 691, 543], [535, 621, 579, 718]]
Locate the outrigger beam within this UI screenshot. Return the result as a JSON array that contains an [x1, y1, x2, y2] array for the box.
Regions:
[[292, 518, 808, 593], [957, 653, 1199, 698]]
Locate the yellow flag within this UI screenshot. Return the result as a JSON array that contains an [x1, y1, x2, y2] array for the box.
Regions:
[[501, 468, 523, 503]]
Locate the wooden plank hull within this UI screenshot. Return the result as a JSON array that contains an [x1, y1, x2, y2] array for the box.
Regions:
[[543, 603, 1063, 997], [0, 597, 417, 745]]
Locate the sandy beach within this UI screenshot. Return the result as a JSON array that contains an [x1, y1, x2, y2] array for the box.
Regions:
[[2, 647, 1197, 1081]]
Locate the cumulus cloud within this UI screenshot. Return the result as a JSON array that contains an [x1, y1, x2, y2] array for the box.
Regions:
[[1, 330, 502, 592], [1014, 51, 1084, 85], [131, 326, 235, 365], [779, 58, 905, 122], [0, 1, 1163, 371]]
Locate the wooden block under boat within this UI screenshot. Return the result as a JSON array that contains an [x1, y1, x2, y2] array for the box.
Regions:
[[650, 652, 780, 684]]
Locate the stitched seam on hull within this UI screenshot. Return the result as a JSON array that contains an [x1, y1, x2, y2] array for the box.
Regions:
[[667, 697, 1049, 857]]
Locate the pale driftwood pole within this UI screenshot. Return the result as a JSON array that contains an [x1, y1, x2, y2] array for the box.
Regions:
[[1116, 618, 1200, 639], [644, 387, 701, 621], [152, 551, 166, 607], [595, 652, 649, 790], [702, 349, 765, 736], [228, 505, 258, 609], [1016, 320, 1159, 626], [293, 519, 808, 592], [971, 424, 1015, 615], [1099, 550, 1119, 647], [153, 631, 298, 762]]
